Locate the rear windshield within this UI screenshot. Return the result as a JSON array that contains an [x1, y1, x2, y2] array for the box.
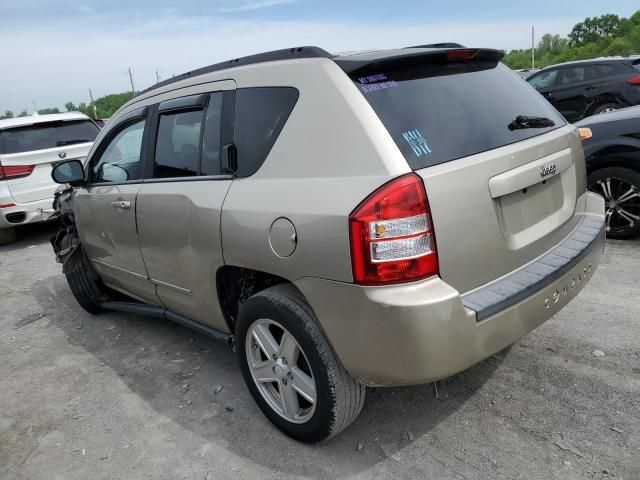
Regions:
[[0, 120, 100, 155], [351, 61, 566, 170]]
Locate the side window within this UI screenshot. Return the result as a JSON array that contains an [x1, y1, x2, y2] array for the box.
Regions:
[[528, 70, 558, 90], [154, 109, 204, 178], [201, 92, 224, 176], [234, 87, 299, 177], [596, 64, 616, 76], [92, 119, 145, 183], [559, 66, 597, 85]]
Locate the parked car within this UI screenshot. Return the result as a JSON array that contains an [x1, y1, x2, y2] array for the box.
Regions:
[[576, 105, 640, 238], [50, 46, 605, 442], [0, 112, 100, 244], [516, 68, 540, 79], [527, 57, 640, 122]]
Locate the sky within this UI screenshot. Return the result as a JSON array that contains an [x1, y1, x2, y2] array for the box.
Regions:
[[1, 0, 638, 114]]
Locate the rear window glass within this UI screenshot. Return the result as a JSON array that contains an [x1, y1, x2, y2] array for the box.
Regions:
[[0, 120, 100, 155], [352, 62, 566, 170], [234, 87, 299, 177]]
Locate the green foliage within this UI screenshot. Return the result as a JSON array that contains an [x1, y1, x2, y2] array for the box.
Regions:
[[90, 92, 136, 118], [26, 91, 138, 120], [1, 110, 14, 119], [503, 10, 640, 70], [37, 107, 60, 115], [568, 14, 628, 47], [17, 110, 28, 117]]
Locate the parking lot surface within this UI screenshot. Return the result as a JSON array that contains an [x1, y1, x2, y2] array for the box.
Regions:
[[1, 223, 639, 480]]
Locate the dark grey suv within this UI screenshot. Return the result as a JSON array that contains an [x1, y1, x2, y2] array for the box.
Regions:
[[527, 57, 640, 122]]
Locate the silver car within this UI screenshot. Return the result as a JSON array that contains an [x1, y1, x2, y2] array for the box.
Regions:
[[0, 112, 99, 244], [50, 46, 606, 442]]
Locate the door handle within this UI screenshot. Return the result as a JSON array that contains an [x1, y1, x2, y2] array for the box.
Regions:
[[584, 86, 598, 91], [110, 201, 131, 210]]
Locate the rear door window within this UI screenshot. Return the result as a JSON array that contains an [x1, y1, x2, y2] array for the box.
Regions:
[[558, 66, 598, 85], [352, 62, 565, 170], [201, 92, 224, 176], [234, 87, 299, 177], [0, 120, 99, 154], [154, 109, 204, 178]]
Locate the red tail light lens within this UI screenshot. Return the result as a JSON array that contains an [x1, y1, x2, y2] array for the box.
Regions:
[[349, 173, 438, 285], [0, 164, 35, 180], [447, 49, 479, 61], [628, 75, 640, 86]]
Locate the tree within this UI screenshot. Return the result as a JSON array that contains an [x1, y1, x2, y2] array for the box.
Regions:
[[65, 101, 78, 112], [537, 34, 569, 55], [38, 107, 60, 115], [1, 110, 14, 119], [568, 14, 627, 47], [18, 110, 28, 117]]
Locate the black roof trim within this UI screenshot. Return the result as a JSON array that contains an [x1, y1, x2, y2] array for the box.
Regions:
[[137, 46, 333, 97]]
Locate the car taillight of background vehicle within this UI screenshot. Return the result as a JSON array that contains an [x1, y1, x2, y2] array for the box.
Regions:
[[349, 173, 438, 285], [0, 163, 35, 180], [628, 75, 640, 86]]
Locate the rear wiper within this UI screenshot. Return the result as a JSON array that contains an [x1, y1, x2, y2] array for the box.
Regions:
[[508, 115, 555, 130], [57, 139, 92, 146]]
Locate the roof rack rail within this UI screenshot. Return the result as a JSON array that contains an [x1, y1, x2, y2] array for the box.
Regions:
[[137, 46, 333, 97], [406, 43, 466, 49]]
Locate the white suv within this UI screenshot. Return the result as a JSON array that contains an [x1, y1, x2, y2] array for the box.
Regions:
[[0, 112, 100, 244]]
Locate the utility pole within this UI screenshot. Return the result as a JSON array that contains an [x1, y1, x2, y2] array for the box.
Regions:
[[89, 89, 98, 119], [531, 26, 535, 69], [155, 70, 161, 83], [128, 67, 136, 95]]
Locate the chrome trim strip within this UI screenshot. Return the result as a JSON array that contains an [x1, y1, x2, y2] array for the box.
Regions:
[[92, 259, 149, 280], [151, 278, 193, 296]]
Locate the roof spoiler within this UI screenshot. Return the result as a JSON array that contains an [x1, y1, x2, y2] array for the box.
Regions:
[[407, 43, 466, 48], [336, 48, 505, 75]]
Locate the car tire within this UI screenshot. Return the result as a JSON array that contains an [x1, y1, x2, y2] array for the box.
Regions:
[[236, 284, 365, 443], [590, 102, 619, 116], [588, 166, 640, 239], [61, 234, 106, 314], [0, 227, 17, 246]]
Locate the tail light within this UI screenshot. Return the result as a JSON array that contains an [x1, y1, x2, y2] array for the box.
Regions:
[[349, 173, 438, 285], [0, 163, 35, 180], [447, 49, 479, 61], [628, 75, 640, 86]]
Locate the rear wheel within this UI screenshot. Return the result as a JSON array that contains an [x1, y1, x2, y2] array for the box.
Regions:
[[236, 284, 365, 443], [588, 167, 640, 239], [0, 227, 17, 246]]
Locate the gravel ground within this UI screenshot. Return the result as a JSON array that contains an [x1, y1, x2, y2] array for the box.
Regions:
[[1, 222, 639, 480]]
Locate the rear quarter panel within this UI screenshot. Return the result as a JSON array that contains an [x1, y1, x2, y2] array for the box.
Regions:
[[220, 59, 410, 283]]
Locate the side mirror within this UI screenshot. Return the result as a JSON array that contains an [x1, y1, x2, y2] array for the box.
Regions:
[[52, 160, 86, 187]]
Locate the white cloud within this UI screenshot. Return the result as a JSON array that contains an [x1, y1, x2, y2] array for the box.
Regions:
[[218, 0, 298, 13], [0, 15, 578, 113]]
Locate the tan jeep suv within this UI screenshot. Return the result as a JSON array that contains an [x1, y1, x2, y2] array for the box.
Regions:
[[51, 46, 606, 442]]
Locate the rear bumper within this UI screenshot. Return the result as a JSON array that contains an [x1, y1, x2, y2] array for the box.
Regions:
[[296, 192, 606, 386], [0, 182, 55, 229]]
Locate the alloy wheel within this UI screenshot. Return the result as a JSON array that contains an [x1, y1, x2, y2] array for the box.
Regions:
[[595, 176, 640, 235], [245, 319, 317, 424]]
